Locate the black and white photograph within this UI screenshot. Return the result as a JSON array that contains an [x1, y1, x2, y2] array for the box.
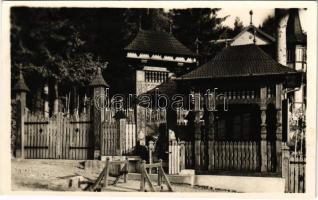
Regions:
[[0, 1, 316, 197]]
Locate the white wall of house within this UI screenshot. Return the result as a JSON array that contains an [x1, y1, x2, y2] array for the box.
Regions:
[[231, 31, 270, 46]]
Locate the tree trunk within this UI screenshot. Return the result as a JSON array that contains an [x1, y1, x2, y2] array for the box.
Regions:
[[43, 81, 49, 118], [34, 86, 43, 114], [53, 81, 59, 114], [72, 86, 78, 116]]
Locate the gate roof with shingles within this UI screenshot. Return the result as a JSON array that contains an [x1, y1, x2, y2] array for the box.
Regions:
[[181, 44, 297, 80], [124, 30, 195, 57]]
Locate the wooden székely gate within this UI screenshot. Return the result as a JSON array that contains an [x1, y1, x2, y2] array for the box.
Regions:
[[23, 110, 136, 159], [14, 69, 136, 160], [24, 112, 94, 159]]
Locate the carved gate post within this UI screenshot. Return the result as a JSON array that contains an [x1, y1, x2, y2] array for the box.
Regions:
[[13, 70, 29, 159], [90, 68, 109, 159], [276, 83, 283, 173], [260, 86, 268, 172]]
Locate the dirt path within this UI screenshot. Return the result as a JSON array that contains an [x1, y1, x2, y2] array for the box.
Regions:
[[11, 159, 231, 192]]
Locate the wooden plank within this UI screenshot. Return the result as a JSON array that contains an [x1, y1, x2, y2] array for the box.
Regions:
[[31, 116, 35, 158], [28, 115, 32, 158], [25, 114, 29, 158], [294, 155, 299, 192], [233, 142, 238, 170], [100, 122, 103, 156], [70, 120, 74, 160], [225, 142, 229, 170], [44, 122, 48, 159], [83, 121, 87, 159], [237, 142, 242, 171], [159, 166, 173, 192], [290, 155, 295, 192], [80, 120, 84, 159], [104, 158, 110, 189], [299, 155, 305, 192], [143, 168, 156, 192], [36, 119, 40, 159], [215, 142, 219, 170]]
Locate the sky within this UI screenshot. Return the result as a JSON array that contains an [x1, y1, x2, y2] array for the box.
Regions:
[[219, 8, 309, 33]]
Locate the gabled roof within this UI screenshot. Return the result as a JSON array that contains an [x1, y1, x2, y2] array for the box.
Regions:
[[231, 24, 276, 44], [287, 9, 306, 44], [124, 30, 195, 57], [181, 44, 297, 80]]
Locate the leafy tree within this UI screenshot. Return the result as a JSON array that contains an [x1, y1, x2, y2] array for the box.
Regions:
[[233, 17, 244, 36], [259, 15, 276, 37], [11, 8, 107, 113], [170, 9, 227, 51]]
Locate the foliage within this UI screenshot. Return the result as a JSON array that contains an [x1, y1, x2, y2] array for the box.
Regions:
[[11, 7, 245, 106], [259, 15, 276, 37], [288, 106, 306, 153], [170, 8, 228, 55]]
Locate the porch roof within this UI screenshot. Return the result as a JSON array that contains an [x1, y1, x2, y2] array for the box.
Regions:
[[180, 44, 298, 80], [124, 30, 195, 57]]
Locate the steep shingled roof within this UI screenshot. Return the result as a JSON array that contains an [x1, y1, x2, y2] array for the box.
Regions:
[[287, 9, 306, 44], [124, 30, 195, 57], [181, 44, 297, 80]]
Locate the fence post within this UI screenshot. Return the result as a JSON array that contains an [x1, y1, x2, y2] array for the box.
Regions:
[[89, 67, 109, 159], [276, 83, 283, 173], [124, 157, 129, 183], [13, 70, 29, 159], [148, 140, 154, 174], [179, 141, 185, 171], [282, 142, 290, 192], [104, 158, 110, 188], [158, 159, 162, 187], [140, 160, 146, 191], [260, 86, 268, 172], [114, 111, 127, 156]]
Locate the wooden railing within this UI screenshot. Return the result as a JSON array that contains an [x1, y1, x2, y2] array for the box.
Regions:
[[140, 160, 173, 192], [87, 157, 129, 191], [179, 140, 261, 173], [208, 141, 260, 172]]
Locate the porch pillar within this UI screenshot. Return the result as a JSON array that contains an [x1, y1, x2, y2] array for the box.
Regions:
[[207, 111, 216, 140], [207, 111, 215, 171], [90, 68, 109, 159], [260, 86, 268, 172], [276, 83, 283, 173], [13, 70, 29, 159], [194, 92, 202, 171]]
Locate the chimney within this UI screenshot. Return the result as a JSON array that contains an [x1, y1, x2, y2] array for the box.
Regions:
[[276, 9, 290, 66]]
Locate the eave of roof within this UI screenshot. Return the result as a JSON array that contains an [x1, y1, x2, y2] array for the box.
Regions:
[[180, 44, 297, 80], [124, 29, 196, 57]]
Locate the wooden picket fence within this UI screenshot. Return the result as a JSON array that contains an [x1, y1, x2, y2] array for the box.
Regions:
[[284, 152, 306, 193], [207, 141, 260, 172], [101, 121, 117, 156], [24, 111, 137, 159], [124, 122, 136, 154], [168, 140, 181, 174], [178, 141, 261, 173]]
